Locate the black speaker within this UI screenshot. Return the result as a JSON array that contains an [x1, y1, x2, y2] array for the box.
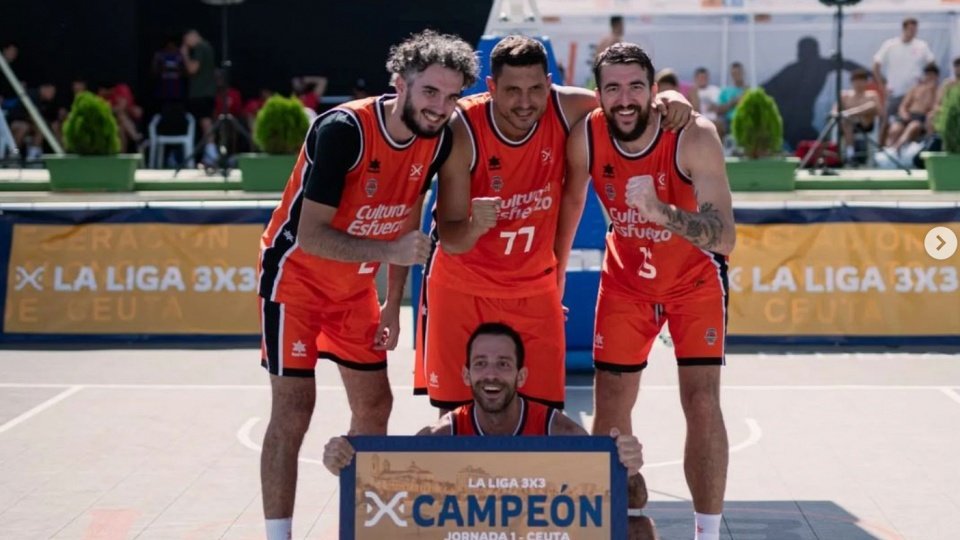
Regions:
[[819, 0, 862, 6]]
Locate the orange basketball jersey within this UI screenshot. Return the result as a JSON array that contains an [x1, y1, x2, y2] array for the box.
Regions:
[[427, 89, 569, 297], [585, 109, 727, 302], [450, 398, 557, 436], [259, 96, 443, 304]]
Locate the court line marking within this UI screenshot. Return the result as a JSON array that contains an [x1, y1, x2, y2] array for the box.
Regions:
[[942, 388, 960, 406], [0, 385, 83, 435], [236, 416, 326, 466], [644, 418, 762, 469], [2, 383, 960, 391], [234, 415, 762, 470]]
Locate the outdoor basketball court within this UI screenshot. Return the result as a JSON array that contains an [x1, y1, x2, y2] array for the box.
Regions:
[[1, 307, 958, 539]]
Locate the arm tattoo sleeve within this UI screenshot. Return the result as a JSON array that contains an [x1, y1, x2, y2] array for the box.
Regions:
[[660, 201, 725, 251]]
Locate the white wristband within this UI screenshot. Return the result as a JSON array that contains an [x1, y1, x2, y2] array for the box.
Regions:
[[627, 508, 645, 517]]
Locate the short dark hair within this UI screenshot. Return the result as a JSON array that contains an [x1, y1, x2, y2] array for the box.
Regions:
[[850, 68, 869, 81], [954, 57, 960, 67], [731, 61, 743, 69], [490, 35, 548, 79], [656, 71, 678, 87], [466, 322, 525, 369], [924, 62, 940, 75], [694, 66, 709, 76], [903, 18, 918, 29], [611, 15, 624, 27], [593, 42, 655, 87], [386, 29, 479, 89]]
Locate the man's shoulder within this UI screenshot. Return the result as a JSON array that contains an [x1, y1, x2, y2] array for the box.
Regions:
[[682, 115, 720, 143]]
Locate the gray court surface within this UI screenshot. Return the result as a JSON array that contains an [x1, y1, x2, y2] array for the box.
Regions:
[[1, 308, 958, 539]]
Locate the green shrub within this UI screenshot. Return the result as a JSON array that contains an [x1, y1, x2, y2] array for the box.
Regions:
[[731, 88, 784, 159], [935, 84, 960, 154], [254, 95, 310, 154], [62, 91, 121, 155]]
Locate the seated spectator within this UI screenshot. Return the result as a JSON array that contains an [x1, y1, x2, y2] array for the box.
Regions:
[[71, 78, 88, 101], [655, 69, 679, 91], [0, 42, 20, 108], [243, 88, 273, 131], [656, 68, 700, 113], [98, 82, 144, 152], [885, 62, 939, 154], [351, 78, 370, 100], [833, 69, 881, 162], [213, 70, 243, 118], [291, 75, 327, 113], [4, 82, 65, 159], [36, 83, 66, 147]]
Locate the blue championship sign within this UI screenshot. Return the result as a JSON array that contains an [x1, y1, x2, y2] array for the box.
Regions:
[[340, 436, 627, 539]]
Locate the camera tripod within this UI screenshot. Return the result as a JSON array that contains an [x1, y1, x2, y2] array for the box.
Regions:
[[800, 0, 911, 174]]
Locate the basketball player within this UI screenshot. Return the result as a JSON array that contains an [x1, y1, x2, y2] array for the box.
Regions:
[[556, 43, 735, 540], [325, 322, 656, 537], [414, 35, 693, 412], [257, 30, 478, 540]]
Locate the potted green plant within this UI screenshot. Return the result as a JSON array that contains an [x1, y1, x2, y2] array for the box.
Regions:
[[726, 88, 797, 191], [46, 91, 140, 191], [239, 95, 309, 192], [922, 85, 960, 191]]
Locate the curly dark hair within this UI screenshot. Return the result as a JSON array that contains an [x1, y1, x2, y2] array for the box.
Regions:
[[385, 29, 479, 89], [593, 42, 655, 88]]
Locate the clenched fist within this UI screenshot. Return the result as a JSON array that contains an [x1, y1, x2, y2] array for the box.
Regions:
[[470, 197, 502, 235], [387, 230, 431, 266], [625, 176, 665, 224]]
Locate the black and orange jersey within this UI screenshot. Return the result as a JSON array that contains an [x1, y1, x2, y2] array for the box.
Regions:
[[428, 88, 569, 298], [450, 397, 557, 436], [585, 109, 727, 302], [259, 95, 451, 304]]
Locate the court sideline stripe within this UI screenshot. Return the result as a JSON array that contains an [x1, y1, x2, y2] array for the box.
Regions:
[[0, 385, 83, 434]]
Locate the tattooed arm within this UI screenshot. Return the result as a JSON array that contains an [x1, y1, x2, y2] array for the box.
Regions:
[[625, 116, 735, 255]]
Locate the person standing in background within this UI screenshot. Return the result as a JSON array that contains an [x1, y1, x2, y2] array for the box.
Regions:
[[182, 29, 217, 136], [873, 18, 935, 140], [596, 15, 625, 61], [717, 62, 749, 135]]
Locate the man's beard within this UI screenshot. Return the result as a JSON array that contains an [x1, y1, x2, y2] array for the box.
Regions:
[[401, 96, 443, 138], [605, 103, 651, 142], [473, 380, 517, 414]]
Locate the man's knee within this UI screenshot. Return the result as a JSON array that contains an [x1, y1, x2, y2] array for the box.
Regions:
[[352, 386, 394, 424], [680, 380, 721, 419], [268, 377, 316, 439], [593, 372, 638, 432]]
